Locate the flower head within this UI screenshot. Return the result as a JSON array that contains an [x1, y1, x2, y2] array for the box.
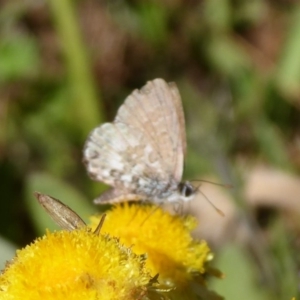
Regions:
[[90, 203, 222, 299], [0, 227, 155, 300]]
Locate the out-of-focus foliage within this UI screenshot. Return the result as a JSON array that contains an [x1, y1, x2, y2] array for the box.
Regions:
[[0, 0, 300, 299]]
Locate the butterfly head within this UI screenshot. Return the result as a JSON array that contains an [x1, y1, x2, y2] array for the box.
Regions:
[[177, 181, 195, 202]]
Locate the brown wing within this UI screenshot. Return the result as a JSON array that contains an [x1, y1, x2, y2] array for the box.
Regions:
[[168, 82, 186, 155], [115, 78, 186, 182]]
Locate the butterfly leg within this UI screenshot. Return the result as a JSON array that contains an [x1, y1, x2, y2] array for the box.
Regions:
[[139, 202, 164, 226]]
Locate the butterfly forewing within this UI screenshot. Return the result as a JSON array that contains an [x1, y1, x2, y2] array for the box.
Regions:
[[169, 83, 186, 153], [115, 79, 186, 182], [168, 82, 187, 179]]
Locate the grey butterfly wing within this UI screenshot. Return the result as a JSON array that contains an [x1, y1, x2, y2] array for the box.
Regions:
[[115, 78, 186, 182], [84, 122, 167, 201], [83, 79, 186, 203]]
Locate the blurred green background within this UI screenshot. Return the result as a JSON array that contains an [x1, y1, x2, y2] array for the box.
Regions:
[[0, 0, 300, 299]]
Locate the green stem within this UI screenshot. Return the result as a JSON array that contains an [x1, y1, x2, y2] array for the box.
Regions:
[[276, 5, 300, 98], [48, 0, 103, 139]]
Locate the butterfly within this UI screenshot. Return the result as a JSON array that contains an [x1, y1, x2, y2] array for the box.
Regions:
[[83, 78, 195, 204]]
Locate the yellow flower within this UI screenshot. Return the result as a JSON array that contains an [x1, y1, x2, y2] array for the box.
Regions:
[[90, 203, 223, 299], [0, 227, 155, 300], [1, 198, 223, 300]]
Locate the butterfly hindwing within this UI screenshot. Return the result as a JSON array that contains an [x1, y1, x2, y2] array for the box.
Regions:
[[84, 122, 170, 193]]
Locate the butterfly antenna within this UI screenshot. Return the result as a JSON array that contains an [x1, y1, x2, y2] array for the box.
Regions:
[[191, 179, 232, 189], [196, 187, 225, 217], [94, 214, 106, 235]]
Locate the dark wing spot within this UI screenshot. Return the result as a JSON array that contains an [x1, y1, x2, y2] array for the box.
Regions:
[[110, 169, 122, 177]]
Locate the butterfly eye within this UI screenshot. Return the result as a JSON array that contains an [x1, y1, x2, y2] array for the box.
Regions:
[[178, 182, 194, 197]]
